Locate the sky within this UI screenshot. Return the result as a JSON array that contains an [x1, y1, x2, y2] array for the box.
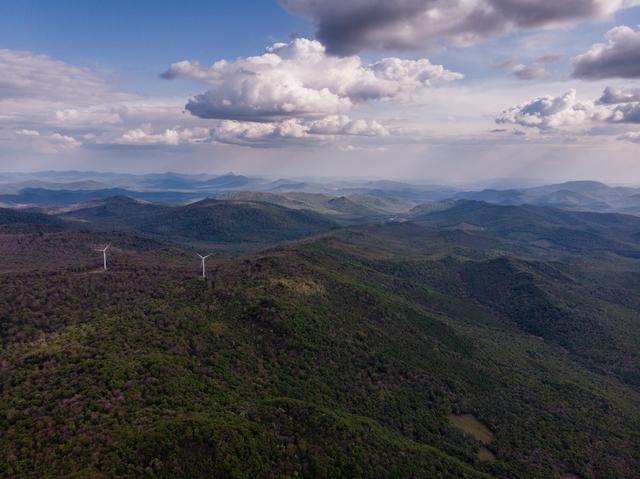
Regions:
[[0, 0, 639, 184]]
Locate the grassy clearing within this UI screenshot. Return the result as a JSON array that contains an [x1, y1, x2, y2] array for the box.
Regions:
[[449, 414, 494, 445]]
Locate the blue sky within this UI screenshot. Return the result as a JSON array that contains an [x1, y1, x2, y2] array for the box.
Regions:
[[0, 1, 639, 183], [0, 1, 309, 94], [0, 1, 306, 63]]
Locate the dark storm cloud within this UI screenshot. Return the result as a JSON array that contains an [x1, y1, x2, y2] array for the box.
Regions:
[[572, 26, 640, 79], [489, 0, 605, 27], [280, 0, 636, 54]]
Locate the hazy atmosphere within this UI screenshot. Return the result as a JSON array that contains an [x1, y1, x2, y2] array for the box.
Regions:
[[1, 0, 639, 183]]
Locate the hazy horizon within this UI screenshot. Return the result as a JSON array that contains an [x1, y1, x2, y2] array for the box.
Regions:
[[2, 169, 640, 190]]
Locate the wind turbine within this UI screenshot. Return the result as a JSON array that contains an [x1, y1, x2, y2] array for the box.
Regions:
[[197, 253, 212, 278], [96, 244, 110, 270]]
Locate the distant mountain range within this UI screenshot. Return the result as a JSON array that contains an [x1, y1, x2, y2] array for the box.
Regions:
[[454, 180, 640, 215], [1, 172, 638, 217]]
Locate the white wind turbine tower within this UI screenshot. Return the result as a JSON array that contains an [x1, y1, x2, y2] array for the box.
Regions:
[[197, 253, 212, 278], [96, 244, 110, 270]]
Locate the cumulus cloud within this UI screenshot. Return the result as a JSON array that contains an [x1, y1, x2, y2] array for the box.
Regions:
[[305, 115, 389, 136], [572, 26, 640, 79], [106, 114, 390, 149], [210, 115, 390, 147], [280, 0, 639, 55], [211, 120, 308, 146], [618, 131, 640, 143], [16, 129, 40, 137], [598, 86, 640, 104], [49, 133, 80, 148], [497, 88, 640, 130], [496, 90, 604, 129], [163, 38, 462, 122], [595, 87, 640, 123], [112, 126, 210, 146], [609, 102, 640, 123]]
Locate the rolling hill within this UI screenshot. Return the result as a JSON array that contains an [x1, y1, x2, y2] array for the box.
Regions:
[[0, 206, 67, 233], [0, 187, 202, 206], [139, 198, 338, 243], [60, 196, 339, 245], [59, 196, 171, 229], [411, 200, 640, 257], [220, 191, 414, 223]]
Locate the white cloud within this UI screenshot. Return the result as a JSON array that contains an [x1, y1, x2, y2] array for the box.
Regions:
[[306, 115, 389, 136], [1, 128, 81, 155], [49, 133, 80, 147], [496, 90, 607, 129], [496, 87, 640, 131], [163, 38, 462, 122], [211, 119, 307, 145], [16, 129, 40, 137], [0, 49, 129, 104], [597, 86, 640, 104], [209, 115, 390, 147], [618, 131, 640, 143], [112, 126, 210, 146], [0, 49, 215, 155], [572, 25, 640, 79]]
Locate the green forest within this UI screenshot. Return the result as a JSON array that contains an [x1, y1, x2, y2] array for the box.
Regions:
[[2, 200, 640, 478]]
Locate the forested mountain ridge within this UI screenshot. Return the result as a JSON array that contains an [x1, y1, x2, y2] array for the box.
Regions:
[[1, 200, 640, 478], [0, 207, 66, 232], [59, 196, 339, 245]]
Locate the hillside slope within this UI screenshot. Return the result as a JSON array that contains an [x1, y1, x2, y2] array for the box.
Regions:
[[220, 191, 414, 223], [0, 206, 66, 233], [61, 197, 339, 245]]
